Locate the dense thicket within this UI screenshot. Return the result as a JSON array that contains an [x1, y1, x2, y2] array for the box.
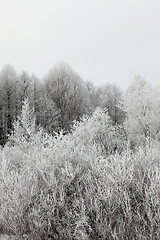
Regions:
[[1, 64, 160, 239], [0, 99, 160, 239]]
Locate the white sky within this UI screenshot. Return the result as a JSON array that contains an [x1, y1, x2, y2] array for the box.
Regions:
[[0, 0, 160, 89]]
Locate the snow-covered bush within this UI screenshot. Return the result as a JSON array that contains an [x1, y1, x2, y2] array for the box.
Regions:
[[71, 107, 126, 156], [0, 103, 160, 239], [1, 138, 160, 239]]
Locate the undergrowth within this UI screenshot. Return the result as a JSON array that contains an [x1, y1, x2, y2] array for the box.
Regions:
[[0, 139, 160, 239], [0, 108, 160, 239]]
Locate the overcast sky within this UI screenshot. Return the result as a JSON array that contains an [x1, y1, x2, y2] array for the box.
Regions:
[[0, 0, 160, 89]]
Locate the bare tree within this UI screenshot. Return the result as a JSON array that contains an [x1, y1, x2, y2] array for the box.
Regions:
[[96, 83, 125, 124], [0, 64, 18, 144], [44, 63, 89, 131]]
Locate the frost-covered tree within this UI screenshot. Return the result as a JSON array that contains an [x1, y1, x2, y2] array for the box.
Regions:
[[96, 83, 124, 124], [29, 74, 45, 127], [8, 97, 53, 150], [18, 70, 32, 101], [9, 98, 36, 146], [44, 63, 89, 131], [0, 64, 18, 144], [123, 75, 160, 145], [72, 108, 126, 156], [38, 86, 59, 134], [85, 81, 99, 112]]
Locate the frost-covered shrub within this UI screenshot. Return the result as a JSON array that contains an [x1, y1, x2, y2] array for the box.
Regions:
[[71, 107, 126, 156], [1, 103, 160, 239], [1, 137, 160, 239], [0, 133, 98, 238]]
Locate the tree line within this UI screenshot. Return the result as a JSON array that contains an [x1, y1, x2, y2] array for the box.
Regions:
[[0, 63, 124, 145], [1, 62, 160, 147]]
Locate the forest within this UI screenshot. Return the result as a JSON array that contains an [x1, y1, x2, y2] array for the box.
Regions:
[[0, 63, 160, 239]]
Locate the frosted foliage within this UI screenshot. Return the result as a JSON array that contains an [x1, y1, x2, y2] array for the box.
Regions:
[[0, 64, 17, 85], [97, 83, 124, 124], [72, 108, 125, 155], [1, 67, 160, 239], [9, 99, 36, 145], [1, 115, 160, 239], [45, 63, 89, 130], [123, 76, 160, 144]]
